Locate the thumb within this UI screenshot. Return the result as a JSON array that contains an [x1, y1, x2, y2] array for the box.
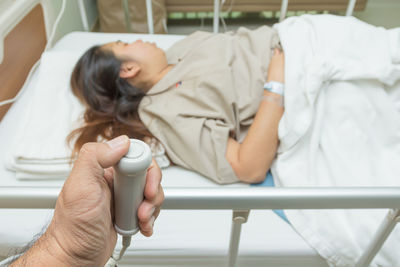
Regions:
[[62, 135, 130, 199], [71, 135, 129, 184], [97, 135, 131, 168], [76, 135, 130, 171]]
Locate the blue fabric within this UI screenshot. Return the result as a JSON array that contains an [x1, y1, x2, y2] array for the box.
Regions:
[[251, 171, 289, 223]]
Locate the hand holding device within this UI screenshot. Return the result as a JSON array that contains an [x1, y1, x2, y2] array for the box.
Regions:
[[107, 139, 152, 266], [114, 139, 153, 236]]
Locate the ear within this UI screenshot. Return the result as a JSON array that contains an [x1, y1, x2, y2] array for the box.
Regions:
[[119, 62, 140, 79]]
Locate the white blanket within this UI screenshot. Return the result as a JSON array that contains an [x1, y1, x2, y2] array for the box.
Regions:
[[6, 51, 84, 180], [272, 15, 400, 266]]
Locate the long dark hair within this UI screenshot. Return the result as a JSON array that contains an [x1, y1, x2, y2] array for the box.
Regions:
[[67, 45, 154, 157]]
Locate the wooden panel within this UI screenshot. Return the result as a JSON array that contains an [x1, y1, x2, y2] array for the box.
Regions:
[[166, 0, 367, 12], [0, 4, 47, 121]]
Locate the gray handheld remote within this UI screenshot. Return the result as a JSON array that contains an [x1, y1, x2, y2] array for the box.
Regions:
[[114, 139, 152, 236]]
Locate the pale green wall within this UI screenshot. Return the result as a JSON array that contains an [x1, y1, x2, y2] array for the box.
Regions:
[[48, 0, 97, 43], [83, 0, 98, 29], [354, 0, 400, 28], [49, 0, 83, 43]]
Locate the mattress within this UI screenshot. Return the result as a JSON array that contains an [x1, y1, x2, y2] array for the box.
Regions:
[[0, 31, 327, 266]]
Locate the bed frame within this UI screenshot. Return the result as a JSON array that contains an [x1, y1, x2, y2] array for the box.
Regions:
[[0, 1, 47, 121], [135, 0, 364, 34], [1, 1, 399, 267], [1, 186, 400, 267], [164, 0, 367, 12]]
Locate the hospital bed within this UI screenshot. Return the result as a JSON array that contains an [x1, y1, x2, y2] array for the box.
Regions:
[[0, 1, 399, 267]]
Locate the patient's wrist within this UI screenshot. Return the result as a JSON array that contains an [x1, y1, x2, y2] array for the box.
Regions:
[[267, 76, 284, 83], [262, 91, 284, 107]]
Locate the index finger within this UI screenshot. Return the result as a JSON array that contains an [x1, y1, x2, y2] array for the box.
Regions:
[[144, 160, 162, 200]]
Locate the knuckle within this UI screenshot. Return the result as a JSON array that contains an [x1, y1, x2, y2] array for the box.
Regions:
[[75, 143, 99, 169], [79, 143, 96, 158], [157, 167, 163, 182], [158, 185, 165, 203], [144, 222, 152, 232], [138, 201, 152, 221], [139, 221, 150, 231], [137, 209, 147, 221]]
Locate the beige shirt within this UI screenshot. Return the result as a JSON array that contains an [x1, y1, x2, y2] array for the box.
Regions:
[[138, 26, 280, 184]]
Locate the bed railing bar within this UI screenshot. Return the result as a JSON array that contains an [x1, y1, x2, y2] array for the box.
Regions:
[[356, 209, 400, 267], [279, 0, 289, 22], [228, 210, 249, 267], [164, 187, 400, 209], [1, 187, 400, 210], [213, 0, 220, 33], [146, 0, 155, 34], [346, 0, 357, 16], [77, 0, 89, 31], [122, 0, 133, 32], [0, 187, 60, 209]]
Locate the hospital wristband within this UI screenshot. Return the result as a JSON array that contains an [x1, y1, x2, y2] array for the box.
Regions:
[[263, 81, 284, 96]]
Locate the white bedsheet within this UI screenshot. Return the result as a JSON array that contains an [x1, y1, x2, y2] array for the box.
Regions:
[[273, 15, 400, 266], [0, 31, 326, 266]]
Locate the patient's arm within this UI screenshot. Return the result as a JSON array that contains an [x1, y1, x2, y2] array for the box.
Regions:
[[226, 49, 284, 183]]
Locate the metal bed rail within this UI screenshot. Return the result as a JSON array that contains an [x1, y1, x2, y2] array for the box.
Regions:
[[131, 0, 358, 34], [2, 186, 400, 210], [1, 186, 399, 267], [212, 0, 358, 33]]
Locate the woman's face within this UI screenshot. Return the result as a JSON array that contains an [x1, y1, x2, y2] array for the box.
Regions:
[[102, 40, 169, 88], [106, 39, 166, 64]]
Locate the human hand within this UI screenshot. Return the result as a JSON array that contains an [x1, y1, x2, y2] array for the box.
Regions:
[[11, 135, 164, 266], [267, 48, 285, 83]]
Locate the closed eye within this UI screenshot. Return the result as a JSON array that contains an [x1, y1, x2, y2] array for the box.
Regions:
[[116, 40, 127, 46]]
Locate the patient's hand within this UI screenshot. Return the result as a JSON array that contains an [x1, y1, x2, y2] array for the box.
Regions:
[[267, 48, 285, 83]]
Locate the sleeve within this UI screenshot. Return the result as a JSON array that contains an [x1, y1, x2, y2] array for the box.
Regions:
[[151, 115, 240, 185], [234, 26, 280, 67], [166, 31, 213, 63]]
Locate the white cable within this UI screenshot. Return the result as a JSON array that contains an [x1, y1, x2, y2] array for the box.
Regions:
[[114, 236, 131, 261], [0, 253, 23, 266], [0, 0, 67, 108], [219, 0, 235, 32], [151, 0, 168, 33], [104, 236, 132, 267], [104, 257, 118, 267], [200, 17, 205, 30], [0, 60, 39, 107], [152, 0, 165, 12], [219, 0, 228, 32], [225, 0, 235, 14], [220, 16, 228, 33]]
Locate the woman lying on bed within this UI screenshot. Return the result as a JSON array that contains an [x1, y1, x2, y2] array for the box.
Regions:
[[68, 26, 284, 184]]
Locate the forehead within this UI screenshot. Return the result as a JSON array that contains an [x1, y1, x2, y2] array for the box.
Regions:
[[101, 41, 120, 51]]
